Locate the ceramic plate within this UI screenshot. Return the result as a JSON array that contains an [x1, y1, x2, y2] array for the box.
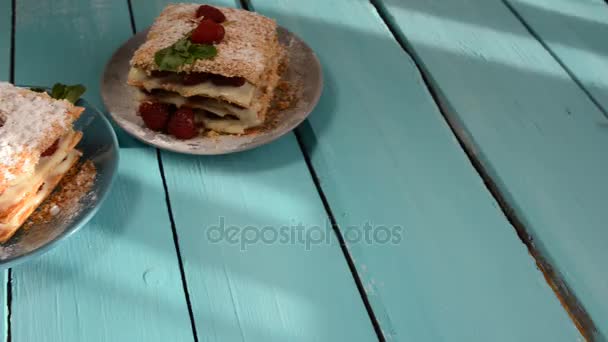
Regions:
[[101, 26, 323, 155], [0, 96, 119, 268]]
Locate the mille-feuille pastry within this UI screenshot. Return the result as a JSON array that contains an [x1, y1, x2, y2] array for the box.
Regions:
[[0, 82, 84, 242], [127, 4, 284, 138]]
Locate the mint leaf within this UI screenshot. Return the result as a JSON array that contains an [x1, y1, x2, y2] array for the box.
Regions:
[[155, 46, 184, 71], [156, 51, 185, 72], [29, 87, 47, 93], [154, 36, 217, 71], [51, 83, 67, 99], [189, 44, 217, 59], [49, 83, 86, 103], [154, 47, 172, 69], [173, 38, 191, 52], [63, 84, 86, 104]]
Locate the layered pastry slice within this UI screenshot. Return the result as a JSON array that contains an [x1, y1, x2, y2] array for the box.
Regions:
[[128, 4, 284, 136], [0, 83, 84, 242]]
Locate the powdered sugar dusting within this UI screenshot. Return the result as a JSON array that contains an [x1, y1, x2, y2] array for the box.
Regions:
[[0, 188, 99, 261], [130, 4, 279, 85], [0, 82, 74, 186], [104, 26, 322, 155], [0, 161, 98, 261]]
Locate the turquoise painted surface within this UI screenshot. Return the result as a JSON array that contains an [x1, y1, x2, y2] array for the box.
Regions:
[[0, 0, 9, 79], [131, 2, 377, 341], [0, 272, 5, 342], [13, 0, 140, 147], [506, 0, 608, 113], [251, 0, 582, 340], [375, 0, 608, 339], [10, 150, 194, 342], [160, 138, 377, 342], [0, 1, 10, 340]]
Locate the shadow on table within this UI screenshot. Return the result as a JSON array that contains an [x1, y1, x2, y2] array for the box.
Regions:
[[383, 0, 608, 52], [8, 1, 608, 340], [378, 0, 608, 114], [35, 2, 608, 335], [11, 165, 352, 341]]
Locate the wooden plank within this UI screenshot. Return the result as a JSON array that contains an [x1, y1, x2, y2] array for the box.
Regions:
[[0, 1, 11, 340], [0, 272, 5, 342], [374, 0, 608, 339], [160, 138, 378, 342], [131, 1, 378, 341], [504, 0, 608, 113], [10, 149, 194, 342], [250, 0, 583, 340], [12, 8, 192, 342], [13, 0, 141, 147], [0, 0, 10, 79]]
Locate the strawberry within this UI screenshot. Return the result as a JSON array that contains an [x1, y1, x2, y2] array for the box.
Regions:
[[191, 19, 225, 44], [196, 5, 226, 23], [168, 107, 198, 139], [139, 102, 170, 131]]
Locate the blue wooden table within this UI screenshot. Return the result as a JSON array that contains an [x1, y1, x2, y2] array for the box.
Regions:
[[1, 0, 607, 341]]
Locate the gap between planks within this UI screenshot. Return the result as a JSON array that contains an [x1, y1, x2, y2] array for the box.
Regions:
[[241, 0, 386, 340], [156, 150, 200, 342], [125, 2, 199, 340], [367, 0, 597, 340], [5, 269, 11, 342], [291, 128, 387, 342], [499, 0, 607, 119], [5, 1, 16, 341]]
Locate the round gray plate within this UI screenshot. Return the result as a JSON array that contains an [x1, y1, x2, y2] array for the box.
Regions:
[[101, 27, 323, 155], [0, 97, 119, 269]]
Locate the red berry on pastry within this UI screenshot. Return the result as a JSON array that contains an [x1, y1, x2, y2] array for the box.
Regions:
[[196, 5, 226, 23], [41, 139, 59, 157], [168, 107, 198, 139], [139, 102, 170, 131], [191, 19, 225, 44]]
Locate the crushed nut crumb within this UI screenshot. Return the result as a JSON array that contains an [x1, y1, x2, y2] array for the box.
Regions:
[[23, 160, 97, 229]]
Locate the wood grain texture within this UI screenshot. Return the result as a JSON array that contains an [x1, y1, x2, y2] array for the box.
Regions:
[[250, 0, 583, 340], [14, 0, 141, 147], [374, 0, 608, 339], [505, 0, 608, 113], [131, 2, 377, 341], [0, 1, 10, 340], [10, 149, 194, 342], [160, 138, 377, 342]]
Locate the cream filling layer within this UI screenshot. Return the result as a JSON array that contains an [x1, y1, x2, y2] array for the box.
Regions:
[[201, 118, 252, 135], [0, 131, 77, 213], [143, 92, 263, 134], [128, 68, 256, 107], [0, 149, 80, 230]]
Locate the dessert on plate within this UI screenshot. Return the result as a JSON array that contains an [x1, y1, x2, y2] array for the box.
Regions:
[[0, 83, 85, 242], [127, 4, 284, 138]]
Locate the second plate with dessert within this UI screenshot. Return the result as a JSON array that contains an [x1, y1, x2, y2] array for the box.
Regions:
[[102, 5, 322, 155], [0, 85, 118, 268]]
